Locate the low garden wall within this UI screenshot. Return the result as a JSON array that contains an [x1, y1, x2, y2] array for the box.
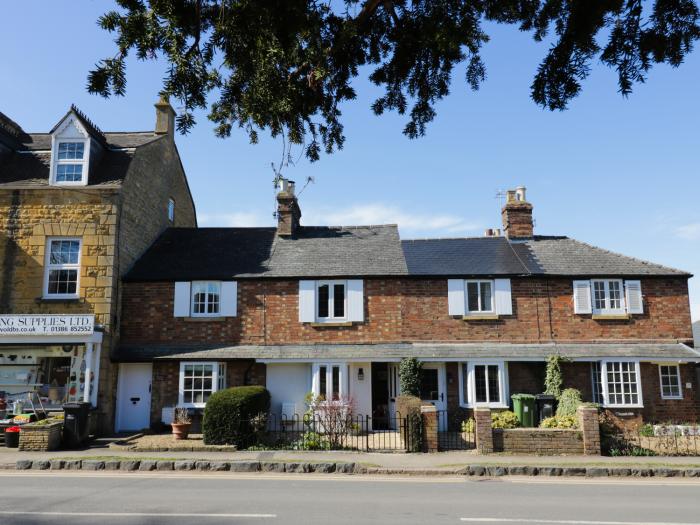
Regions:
[[473, 406, 601, 456], [493, 428, 583, 454], [18, 421, 63, 452]]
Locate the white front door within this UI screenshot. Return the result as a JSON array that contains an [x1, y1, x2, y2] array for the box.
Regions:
[[387, 363, 400, 429], [420, 363, 447, 431], [116, 363, 152, 432]]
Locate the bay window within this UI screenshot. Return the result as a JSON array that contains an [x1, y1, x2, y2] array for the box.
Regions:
[[178, 362, 226, 408], [659, 365, 682, 399], [459, 362, 507, 408]]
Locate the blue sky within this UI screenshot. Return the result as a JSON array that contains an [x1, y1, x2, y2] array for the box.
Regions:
[[2, 1, 699, 321]]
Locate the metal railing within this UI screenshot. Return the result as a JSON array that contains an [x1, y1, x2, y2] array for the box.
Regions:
[[603, 423, 700, 457], [247, 412, 416, 452], [437, 410, 476, 450]]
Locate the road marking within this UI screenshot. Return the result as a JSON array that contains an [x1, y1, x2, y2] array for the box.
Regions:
[[0, 511, 276, 519], [460, 518, 700, 525]]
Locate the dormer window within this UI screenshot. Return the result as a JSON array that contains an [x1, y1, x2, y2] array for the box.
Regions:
[[52, 140, 88, 185]]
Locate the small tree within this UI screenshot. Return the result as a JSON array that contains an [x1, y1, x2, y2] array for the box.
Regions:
[[305, 393, 354, 450], [544, 355, 566, 399], [399, 358, 422, 398]]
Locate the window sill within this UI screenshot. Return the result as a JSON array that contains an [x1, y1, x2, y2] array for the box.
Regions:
[[460, 403, 509, 410], [307, 321, 354, 327], [660, 396, 683, 401], [592, 313, 631, 320], [603, 404, 644, 409], [462, 314, 500, 321], [182, 317, 226, 322], [36, 297, 82, 304]]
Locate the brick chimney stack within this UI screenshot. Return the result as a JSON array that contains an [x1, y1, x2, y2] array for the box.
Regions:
[[501, 186, 533, 239], [154, 96, 176, 138], [276, 177, 301, 237]]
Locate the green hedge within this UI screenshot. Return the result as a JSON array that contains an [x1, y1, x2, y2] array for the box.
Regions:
[[202, 386, 270, 446]]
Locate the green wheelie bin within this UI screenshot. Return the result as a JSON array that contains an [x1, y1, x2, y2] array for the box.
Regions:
[[511, 394, 536, 427]]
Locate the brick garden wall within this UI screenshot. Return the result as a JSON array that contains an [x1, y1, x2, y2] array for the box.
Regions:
[[493, 428, 584, 454]]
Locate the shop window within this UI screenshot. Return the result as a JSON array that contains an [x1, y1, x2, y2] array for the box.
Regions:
[[44, 238, 81, 298]]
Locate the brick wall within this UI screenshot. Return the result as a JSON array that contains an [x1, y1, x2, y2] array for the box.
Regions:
[[493, 428, 584, 454], [121, 276, 692, 345], [150, 360, 266, 430], [18, 421, 63, 451]]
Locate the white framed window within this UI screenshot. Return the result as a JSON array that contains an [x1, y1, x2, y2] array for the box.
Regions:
[[591, 362, 604, 404], [178, 362, 227, 408], [316, 280, 347, 321], [465, 280, 494, 313], [190, 281, 221, 317], [52, 140, 88, 185], [43, 238, 81, 298], [599, 360, 643, 407], [312, 363, 346, 400], [167, 198, 175, 222], [459, 361, 508, 408], [591, 279, 625, 314], [659, 365, 682, 400]]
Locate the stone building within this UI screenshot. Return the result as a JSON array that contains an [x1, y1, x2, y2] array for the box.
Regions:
[[0, 100, 196, 431], [115, 182, 698, 432]]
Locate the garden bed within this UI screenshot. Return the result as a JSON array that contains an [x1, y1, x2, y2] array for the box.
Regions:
[[18, 420, 63, 451], [110, 433, 237, 452]]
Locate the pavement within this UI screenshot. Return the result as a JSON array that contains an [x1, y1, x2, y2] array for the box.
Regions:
[[2, 437, 700, 470], [1, 470, 699, 524]]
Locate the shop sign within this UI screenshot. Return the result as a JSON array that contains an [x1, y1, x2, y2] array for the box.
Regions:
[[0, 314, 94, 336]]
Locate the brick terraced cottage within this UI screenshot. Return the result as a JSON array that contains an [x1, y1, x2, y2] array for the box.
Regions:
[[115, 182, 699, 433], [0, 100, 196, 432], [115, 181, 700, 430]]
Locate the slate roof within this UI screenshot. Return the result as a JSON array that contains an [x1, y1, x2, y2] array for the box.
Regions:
[[0, 132, 163, 189], [113, 342, 700, 362], [124, 224, 408, 281], [403, 236, 690, 277]]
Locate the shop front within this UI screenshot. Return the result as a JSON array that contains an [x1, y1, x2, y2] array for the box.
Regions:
[[0, 314, 103, 416]]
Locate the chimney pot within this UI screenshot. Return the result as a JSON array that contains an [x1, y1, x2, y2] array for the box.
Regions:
[[154, 96, 176, 138], [485, 228, 493, 237], [502, 186, 533, 239], [276, 177, 301, 236]]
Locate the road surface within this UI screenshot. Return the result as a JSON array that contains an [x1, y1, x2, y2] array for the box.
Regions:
[[0, 471, 698, 525]]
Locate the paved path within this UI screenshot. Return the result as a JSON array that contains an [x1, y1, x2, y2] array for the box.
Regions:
[[2, 444, 700, 470], [0, 471, 699, 525]]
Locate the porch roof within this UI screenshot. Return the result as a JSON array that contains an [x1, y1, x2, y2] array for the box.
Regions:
[[113, 342, 700, 362]]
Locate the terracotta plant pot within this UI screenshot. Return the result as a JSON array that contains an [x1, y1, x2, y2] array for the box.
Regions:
[[171, 422, 191, 440]]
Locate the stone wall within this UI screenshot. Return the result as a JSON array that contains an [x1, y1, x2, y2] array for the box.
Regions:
[[18, 421, 63, 451]]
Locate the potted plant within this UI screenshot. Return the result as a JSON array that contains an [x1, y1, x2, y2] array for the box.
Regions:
[[171, 407, 192, 440]]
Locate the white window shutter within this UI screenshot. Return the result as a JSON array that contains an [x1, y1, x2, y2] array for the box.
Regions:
[[494, 279, 513, 315], [299, 280, 316, 322], [220, 281, 238, 317], [573, 280, 592, 314], [347, 279, 364, 322], [173, 282, 191, 317], [447, 279, 466, 316], [625, 280, 643, 314]]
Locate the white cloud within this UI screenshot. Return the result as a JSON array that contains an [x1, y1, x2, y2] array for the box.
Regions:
[[675, 222, 700, 240], [303, 203, 480, 236], [198, 202, 480, 236]]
